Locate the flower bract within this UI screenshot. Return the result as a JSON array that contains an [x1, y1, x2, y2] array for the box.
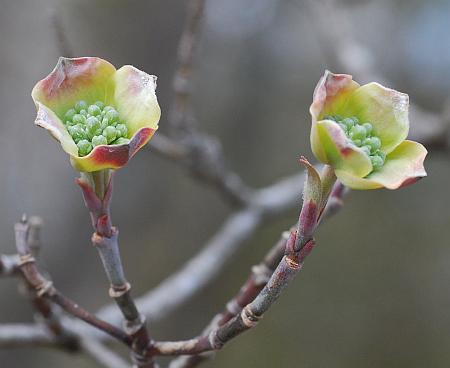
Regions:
[[32, 57, 161, 172], [309, 71, 427, 190]]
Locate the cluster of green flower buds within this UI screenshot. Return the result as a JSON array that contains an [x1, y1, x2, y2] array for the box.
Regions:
[[63, 101, 130, 156], [325, 115, 386, 171]]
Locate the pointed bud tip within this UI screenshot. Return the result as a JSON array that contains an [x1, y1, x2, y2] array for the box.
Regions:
[[298, 156, 313, 168]]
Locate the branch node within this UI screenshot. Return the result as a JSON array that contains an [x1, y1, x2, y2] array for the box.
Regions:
[[285, 255, 301, 270], [36, 280, 55, 297], [123, 314, 146, 336], [208, 330, 224, 350], [109, 282, 131, 298], [240, 306, 261, 328], [91, 227, 118, 246], [18, 254, 36, 266], [131, 349, 155, 367]]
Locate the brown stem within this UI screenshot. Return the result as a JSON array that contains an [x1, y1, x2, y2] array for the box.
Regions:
[[78, 173, 156, 367], [167, 179, 346, 367], [151, 235, 315, 358], [217, 233, 288, 325], [14, 218, 78, 351], [50, 290, 131, 346], [13, 218, 130, 347]]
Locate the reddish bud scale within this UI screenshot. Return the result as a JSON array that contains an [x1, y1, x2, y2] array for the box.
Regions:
[[77, 174, 114, 237], [298, 200, 319, 242]]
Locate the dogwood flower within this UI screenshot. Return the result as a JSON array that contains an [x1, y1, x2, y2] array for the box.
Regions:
[[310, 71, 427, 189], [32, 57, 161, 172]]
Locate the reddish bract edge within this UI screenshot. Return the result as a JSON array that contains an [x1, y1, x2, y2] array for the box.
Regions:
[[89, 127, 155, 169], [40, 58, 100, 100]]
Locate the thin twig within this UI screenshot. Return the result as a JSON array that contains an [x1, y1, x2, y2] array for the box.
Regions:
[[78, 173, 156, 368], [166, 234, 289, 366], [14, 217, 79, 351], [97, 207, 264, 326], [145, 165, 335, 358], [169, 181, 347, 367], [96, 171, 339, 329], [96, 171, 307, 327], [169, 0, 206, 135], [14, 217, 131, 347]]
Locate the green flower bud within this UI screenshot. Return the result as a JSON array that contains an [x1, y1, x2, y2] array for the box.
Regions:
[[94, 101, 105, 110], [377, 150, 386, 161], [88, 104, 102, 116], [103, 106, 114, 112], [68, 124, 87, 143], [353, 139, 362, 147], [349, 124, 366, 141], [80, 109, 88, 117], [363, 136, 381, 152], [86, 116, 101, 139], [113, 137, 130, 145], [115, 123, 128, 138], [86, 116, 100, 128], [92, 135, 108, 147], [102, 126, 117, 144], [100, 117, 109, 130], [72, 114, 86, 125], [105, 110, 119, 124], [342, 118, 356, 129], [64, 108, 76, 121], [77, 139, 93, 156], [363, 122, 373, 134], [370, 154, 384, 170], [75, 100, 88, 112]]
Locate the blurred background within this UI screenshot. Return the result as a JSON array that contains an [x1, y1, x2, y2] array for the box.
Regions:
[[1, 0, 449, 367]]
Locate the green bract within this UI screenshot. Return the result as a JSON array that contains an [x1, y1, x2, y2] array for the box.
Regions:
[[32, 57, 161, 172], [309, 71, 427, 190]]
